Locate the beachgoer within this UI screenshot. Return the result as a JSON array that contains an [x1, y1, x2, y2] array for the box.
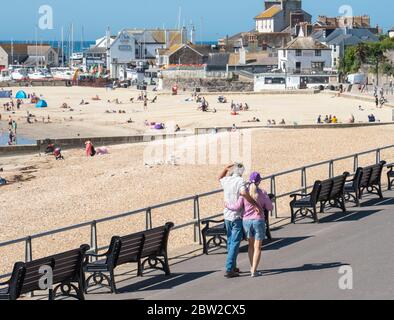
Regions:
[[225, 172, 273, 277], [317, 115, 322, 124], [96, 147, 109, 155], [85, 140, 96, 157], [12, 120, 17, 134], [218, 163, 261, 278], [349, 114, 355, 124]]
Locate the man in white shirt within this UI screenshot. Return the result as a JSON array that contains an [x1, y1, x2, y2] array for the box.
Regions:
[[219, 163, 261, 278]]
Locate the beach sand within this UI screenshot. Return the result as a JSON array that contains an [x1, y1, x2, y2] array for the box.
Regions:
[[0, 86, 392, 140], [1, 123, 394, 274]]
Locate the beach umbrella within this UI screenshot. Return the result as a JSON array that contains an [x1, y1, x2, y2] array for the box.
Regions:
[[15, 90, 28, 99], [36, 100, 48, 108]]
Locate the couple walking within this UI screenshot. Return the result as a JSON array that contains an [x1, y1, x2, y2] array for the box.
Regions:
[[219, 163, 273, 278]]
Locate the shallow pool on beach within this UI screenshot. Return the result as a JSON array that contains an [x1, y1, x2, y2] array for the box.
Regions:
[[0, 132, 36, 146]]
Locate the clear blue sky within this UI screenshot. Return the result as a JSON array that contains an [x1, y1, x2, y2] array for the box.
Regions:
[[1, 0, 392, 41]]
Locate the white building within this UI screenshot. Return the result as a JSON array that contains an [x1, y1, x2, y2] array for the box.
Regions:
[[89, 28, 186, 78], [278, 36, 332, 73], [254, 0, 311, 33]]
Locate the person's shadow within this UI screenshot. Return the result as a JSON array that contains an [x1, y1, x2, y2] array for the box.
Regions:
[[261, 262, 346, 276]]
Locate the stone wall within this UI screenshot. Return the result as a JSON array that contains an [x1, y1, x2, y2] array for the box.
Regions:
[[162, 78, 254, 92]]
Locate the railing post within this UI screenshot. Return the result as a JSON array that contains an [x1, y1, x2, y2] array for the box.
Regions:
[[329, 160, 334, 178], [145, 208, 152, 230], [301, 167, 307, 194], [193, 196, 202, 245], [90, 221, 98, 260], [376, 149, 381, 164], [353, 154, 359, 172], [270, 176, 278, 218], [25, 236, 32, 263]]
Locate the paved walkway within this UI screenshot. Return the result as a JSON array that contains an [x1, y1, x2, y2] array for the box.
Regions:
[[83, 191, 394, 300]]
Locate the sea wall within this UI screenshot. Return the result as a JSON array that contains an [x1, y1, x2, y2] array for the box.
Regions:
[[162, 78, 254, 92]]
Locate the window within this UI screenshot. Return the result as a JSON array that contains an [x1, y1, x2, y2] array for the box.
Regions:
[[135, 48, 139, 56], [315, 50, 321, 56], [333, 45, 337, 52], [265, 77, 286, 84], [296, 49, 302, 56], [311, 62, 325, 71]]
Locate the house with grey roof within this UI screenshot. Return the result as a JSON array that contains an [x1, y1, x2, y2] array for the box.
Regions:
[[278, 35, 332, 74], [312, 28, 379, 69]]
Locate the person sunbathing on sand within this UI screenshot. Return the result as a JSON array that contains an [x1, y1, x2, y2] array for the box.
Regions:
[[92, 95, 101, 101]]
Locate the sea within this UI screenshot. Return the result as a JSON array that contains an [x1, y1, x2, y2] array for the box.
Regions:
[[0, 40, 218, 54]]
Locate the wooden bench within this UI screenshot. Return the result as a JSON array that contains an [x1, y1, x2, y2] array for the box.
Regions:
[[290, 172, 349, 223], [201, 194, 275, 255], [344, 167, 363, 206], [0, 245, 89, 300], [345, 161, 390, 205], [0, 262, 26, 300], [84, 222, 174, 294]]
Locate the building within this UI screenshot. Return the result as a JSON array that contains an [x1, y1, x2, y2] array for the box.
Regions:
[[255, 0, 311, 33], [0, 44, 59, 69], [156, 43, 212, 68], [278, 35, 332, 73], [313, 28, 379, 69], [314, 15, 381, 35], [222, 0, 311, 57], [95, 28, 186, 78]]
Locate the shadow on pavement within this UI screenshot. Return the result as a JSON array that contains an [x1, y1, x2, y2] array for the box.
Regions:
[[117, 271, 217, 293], [361, 197, 394, 207], [318, 209, 381, 223], [262, 262, 346, 276]]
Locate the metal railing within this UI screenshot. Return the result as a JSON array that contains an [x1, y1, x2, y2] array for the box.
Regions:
[[1, 144, 394, 279]]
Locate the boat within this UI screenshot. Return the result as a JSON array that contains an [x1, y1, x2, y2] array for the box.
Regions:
[[50, 67, 75, 80], [10, 68, 28, 81], [28, 69, 53, 80]]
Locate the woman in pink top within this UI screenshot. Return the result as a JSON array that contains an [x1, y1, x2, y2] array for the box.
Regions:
[[226, 172, 273, 277]]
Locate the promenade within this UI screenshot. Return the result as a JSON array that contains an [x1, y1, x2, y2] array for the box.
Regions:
[[51, 190, 394, 300]]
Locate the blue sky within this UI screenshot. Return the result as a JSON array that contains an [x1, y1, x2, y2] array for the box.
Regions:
[[0, 0, 392, 41]]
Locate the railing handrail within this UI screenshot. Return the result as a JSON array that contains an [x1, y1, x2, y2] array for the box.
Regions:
[[1, 143, 393, 250]]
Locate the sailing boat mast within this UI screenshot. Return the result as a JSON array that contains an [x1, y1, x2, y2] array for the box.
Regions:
[[61, 26, 64, 67]]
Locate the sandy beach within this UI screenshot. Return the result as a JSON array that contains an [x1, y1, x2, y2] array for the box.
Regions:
[[1, 86, 393, 141]]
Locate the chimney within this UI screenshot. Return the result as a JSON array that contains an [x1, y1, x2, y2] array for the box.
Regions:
[[239, 47, 246, 65], [164, 30, 171, 49]]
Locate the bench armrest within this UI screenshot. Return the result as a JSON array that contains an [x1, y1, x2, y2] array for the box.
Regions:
[[85, 252, 108, 259], [290, 193, 308, 199], [201, 219, 224, 226], [387, 164, 394, 170]]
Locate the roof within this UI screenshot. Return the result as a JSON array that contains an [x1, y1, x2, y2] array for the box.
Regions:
[[124, 29, 182, 46], [207, 53, 230, 67], [282, 37, 330, 50], [158, 43, 211, 58], [255, 5, 282, 20], [86, 46, 107, 54], [228, 52, 278, 66], [313, 28, 379, 45]]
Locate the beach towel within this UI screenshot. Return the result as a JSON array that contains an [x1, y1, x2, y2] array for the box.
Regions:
[[0, 177, 7, 185]]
